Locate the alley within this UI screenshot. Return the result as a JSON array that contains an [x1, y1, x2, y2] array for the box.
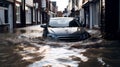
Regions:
[[0, 25, 120, 67]]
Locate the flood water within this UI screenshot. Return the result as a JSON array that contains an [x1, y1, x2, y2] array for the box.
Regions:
[[18, 30, 88, 67], [0, 25, 120, 67], [28, 46, 87, 67]]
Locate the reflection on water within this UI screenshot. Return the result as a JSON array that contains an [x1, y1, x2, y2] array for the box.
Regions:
[[28, 45, 87, 67], [97, 57, 106, 66], [17, 34, 120, 67]]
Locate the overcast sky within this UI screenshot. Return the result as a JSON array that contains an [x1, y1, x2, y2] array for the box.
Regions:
[[50, 0, 69, 11]]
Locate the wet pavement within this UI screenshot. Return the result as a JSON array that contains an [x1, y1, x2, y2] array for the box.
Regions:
[[0, 25, 120, 67]]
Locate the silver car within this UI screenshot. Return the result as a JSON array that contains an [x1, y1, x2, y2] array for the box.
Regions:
[[41, 17, 90, 41]]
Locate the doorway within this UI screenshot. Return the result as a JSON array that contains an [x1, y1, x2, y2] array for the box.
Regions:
[[8, 4, 13, 33]]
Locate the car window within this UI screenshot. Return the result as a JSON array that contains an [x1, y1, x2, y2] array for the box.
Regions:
[[49, 18, 74, 27], [69, 19, 80, 27]]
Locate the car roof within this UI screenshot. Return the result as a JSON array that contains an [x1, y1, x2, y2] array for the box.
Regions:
[[50, 17, 74, 20]]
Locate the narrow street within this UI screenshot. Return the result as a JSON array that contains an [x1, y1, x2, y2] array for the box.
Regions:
[[0, 25, 120, 67], [0, 0, 120, 67]]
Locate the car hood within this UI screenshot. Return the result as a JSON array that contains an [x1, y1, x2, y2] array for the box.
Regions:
[[48, 27, 82, 35]]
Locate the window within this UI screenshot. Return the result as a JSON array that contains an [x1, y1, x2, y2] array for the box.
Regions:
[[26, 7, 31, 24]]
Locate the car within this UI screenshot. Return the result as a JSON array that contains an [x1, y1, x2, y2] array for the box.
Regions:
[[41, 17, 90, 41]]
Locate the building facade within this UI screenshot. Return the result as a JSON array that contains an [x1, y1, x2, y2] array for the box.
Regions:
[[14, 0, 34, 28], [0, 0, 14, 33], [0, 0, 58, 33], [82, 0, 101, 29], [33, 0, 42, 24]]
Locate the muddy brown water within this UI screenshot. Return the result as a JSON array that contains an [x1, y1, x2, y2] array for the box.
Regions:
[[18, 28, 120, 67], [0, 26, 120, 67]]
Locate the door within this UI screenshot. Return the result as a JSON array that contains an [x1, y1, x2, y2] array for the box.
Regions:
[[8, 4, 13, 33]]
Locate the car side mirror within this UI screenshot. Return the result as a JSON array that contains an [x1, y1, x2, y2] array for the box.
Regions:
[[41, 24, 47, 28]]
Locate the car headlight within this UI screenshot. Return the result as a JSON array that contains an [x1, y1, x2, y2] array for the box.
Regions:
[[47, 34, 58, 39]]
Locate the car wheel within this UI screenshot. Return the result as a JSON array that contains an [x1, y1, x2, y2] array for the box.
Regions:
[[47, 35, 52, 39], [82, 34, 86, 40]]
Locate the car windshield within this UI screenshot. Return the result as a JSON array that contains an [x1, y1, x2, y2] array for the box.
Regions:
[[49, 17, 79, 27]]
